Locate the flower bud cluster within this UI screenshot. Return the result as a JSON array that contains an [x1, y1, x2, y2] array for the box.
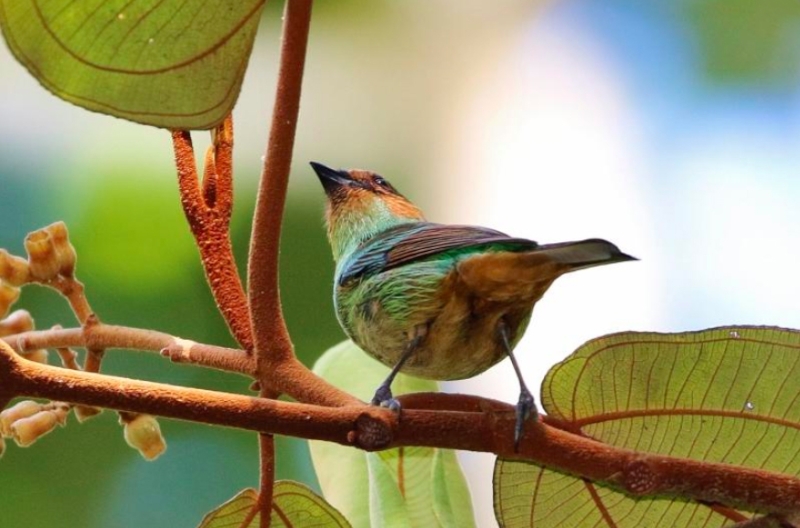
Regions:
[[24, 222, 77, 281], [0, 246, 28, 318], [0, 222, 77, 317], [0, 401, 69, 447], [120, 413, 167, 460]]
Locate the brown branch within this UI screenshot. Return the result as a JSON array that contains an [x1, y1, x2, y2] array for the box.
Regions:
[[258, 433, 276, 528], [247, 0, 356, 410], [1, 346, 799, 519], [81, 314, 105, 374], [2, 325, 253, 375], [248, 4, 316, 523], [171, 115, 254, 351], [46, 275, 93, 324], [396, 392, 511, 413], [731, 515, 787, 528], [247, 0, 310, 369]]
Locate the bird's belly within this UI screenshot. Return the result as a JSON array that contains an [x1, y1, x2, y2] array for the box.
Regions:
[[340, 272, 531, 381]]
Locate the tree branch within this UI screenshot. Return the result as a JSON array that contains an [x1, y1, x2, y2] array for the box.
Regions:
[[1, 345, 798, 519], [247, 0, 357, 408], [1, 325, 253, 375], [247, 0, 310, 369], [248, 3, 321, 523]]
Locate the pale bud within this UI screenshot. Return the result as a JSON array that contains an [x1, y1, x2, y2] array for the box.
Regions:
[[1, 400, 44, 437], [121, 413, 166, 460], [0, 249, 30, 286], [74, 405, 103, 423], [10, 403, 69, 447], [25, 230, 59, 281], [44, 222, 77, 277], [0, 282, 20, 317], [0, 435, 5, 459], [22, 349, 49, 365], [0, 309, 35, 337]]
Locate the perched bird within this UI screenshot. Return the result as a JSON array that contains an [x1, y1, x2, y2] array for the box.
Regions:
[[311, 162, 635, 446]]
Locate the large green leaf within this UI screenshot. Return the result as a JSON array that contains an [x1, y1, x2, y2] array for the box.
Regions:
[[0, 0, 265, 129], [494, 463, 746, 527], [495, 326, 800, 527], [310, 340, 476, 528], [198, 482, 351, 528]]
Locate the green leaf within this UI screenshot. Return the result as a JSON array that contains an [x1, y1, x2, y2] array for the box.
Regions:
[[198, 488, 258, 528], [494, 326, 800, 527], [366, 451, 411, 528], [310, 340, 476, 528], [493, 462, 746, 527], [0, 0, 265, 129], [430, 449, 477, 528], [198, 482, 351, 528]]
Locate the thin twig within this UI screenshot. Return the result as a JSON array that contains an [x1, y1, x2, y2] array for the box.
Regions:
[[46, 275, 93, 324], [2, 325, 253, 375], [33, 277, 108, 419], [258, 433, 276, 528]]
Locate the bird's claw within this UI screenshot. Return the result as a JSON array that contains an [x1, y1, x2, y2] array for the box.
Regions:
[[514, 389, 537, 451], [380, 398, 402, 412], [371, 385, 401, 412]]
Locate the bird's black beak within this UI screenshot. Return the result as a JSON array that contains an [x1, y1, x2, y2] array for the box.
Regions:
[[310, 162, 353, 195]]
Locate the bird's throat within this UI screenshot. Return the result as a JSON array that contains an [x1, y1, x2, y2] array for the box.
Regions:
[[328, 203, 420, 263]]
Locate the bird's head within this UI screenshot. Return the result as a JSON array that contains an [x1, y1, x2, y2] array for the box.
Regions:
[[311, 162, 425, 261]]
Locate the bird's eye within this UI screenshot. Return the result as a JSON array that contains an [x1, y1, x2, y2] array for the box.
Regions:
[[373, 176, 389, 188]]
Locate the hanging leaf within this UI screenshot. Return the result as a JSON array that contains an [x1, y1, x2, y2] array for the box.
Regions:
[[495, 326, 800, 527], [310, 339, 476, 528], [198, 482, 351, 528], [0, 0, 265, 129]]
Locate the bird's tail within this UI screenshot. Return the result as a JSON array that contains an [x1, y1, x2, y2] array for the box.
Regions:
[[535, 238, 637, 272], [456, 238, 636, 303]]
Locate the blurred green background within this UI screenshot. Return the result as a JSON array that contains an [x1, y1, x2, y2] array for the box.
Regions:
[[2, 1, 800, 527]]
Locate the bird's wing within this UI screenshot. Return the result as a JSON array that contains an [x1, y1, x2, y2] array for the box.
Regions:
[[339, 223, 538, 284]]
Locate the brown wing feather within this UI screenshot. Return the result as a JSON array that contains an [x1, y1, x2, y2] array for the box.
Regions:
[[384, 223, 537, 270]]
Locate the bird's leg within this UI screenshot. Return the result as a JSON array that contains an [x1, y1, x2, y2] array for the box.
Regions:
[[371, 325, 427, 411], [498, 318, 537, 451]]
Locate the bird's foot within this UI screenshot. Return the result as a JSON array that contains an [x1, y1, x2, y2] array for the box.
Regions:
[[371, 385, 402, 412], [514, 388, 538, 451]]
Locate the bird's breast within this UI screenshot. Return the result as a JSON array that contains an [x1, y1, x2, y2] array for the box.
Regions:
[[335, 260, 533, 380]]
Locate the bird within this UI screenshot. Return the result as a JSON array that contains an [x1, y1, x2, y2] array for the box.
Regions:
[[311, 161, 636, 447]]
